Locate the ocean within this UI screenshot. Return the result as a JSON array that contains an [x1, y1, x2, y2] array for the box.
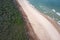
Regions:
[[28, 0, 60, 24]]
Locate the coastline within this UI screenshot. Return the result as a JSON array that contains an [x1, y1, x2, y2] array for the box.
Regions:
[[16, 0, 60, 40]]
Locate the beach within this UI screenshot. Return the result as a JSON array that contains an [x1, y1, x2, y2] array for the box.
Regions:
[[17, 0, 60, 40]]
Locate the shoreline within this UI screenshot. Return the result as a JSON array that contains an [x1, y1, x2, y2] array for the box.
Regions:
[[16, 0, 60, 40]]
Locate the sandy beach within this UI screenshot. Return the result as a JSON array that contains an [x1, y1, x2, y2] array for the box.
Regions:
[[17, 0, 60, 40]]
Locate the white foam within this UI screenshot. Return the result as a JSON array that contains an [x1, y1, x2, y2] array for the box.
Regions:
[[56, 12, 60, 16], [52, 9, 56, 12]]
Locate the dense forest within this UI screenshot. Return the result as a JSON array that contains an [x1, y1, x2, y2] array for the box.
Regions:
[[0, 0, 28, 40]]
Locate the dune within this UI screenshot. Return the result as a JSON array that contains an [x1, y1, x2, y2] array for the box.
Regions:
[[17, 0, 60, 40]]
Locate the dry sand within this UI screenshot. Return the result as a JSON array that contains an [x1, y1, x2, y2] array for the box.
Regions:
[[17, 0, 60, 40]]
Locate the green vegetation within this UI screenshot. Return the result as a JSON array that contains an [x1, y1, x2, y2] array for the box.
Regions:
[[0, 0, 28, 40]]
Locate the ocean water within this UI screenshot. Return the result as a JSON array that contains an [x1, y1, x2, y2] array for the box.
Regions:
[[28, 0, 60, 24]]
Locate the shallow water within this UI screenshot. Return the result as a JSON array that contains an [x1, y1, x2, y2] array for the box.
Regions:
[[28, 0, 60, 24]]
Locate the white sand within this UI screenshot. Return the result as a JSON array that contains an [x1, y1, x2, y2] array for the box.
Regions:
[[17, 0, 60, 40]]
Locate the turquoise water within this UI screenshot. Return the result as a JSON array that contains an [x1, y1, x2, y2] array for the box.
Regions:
[[28, 0, 60, 24]]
